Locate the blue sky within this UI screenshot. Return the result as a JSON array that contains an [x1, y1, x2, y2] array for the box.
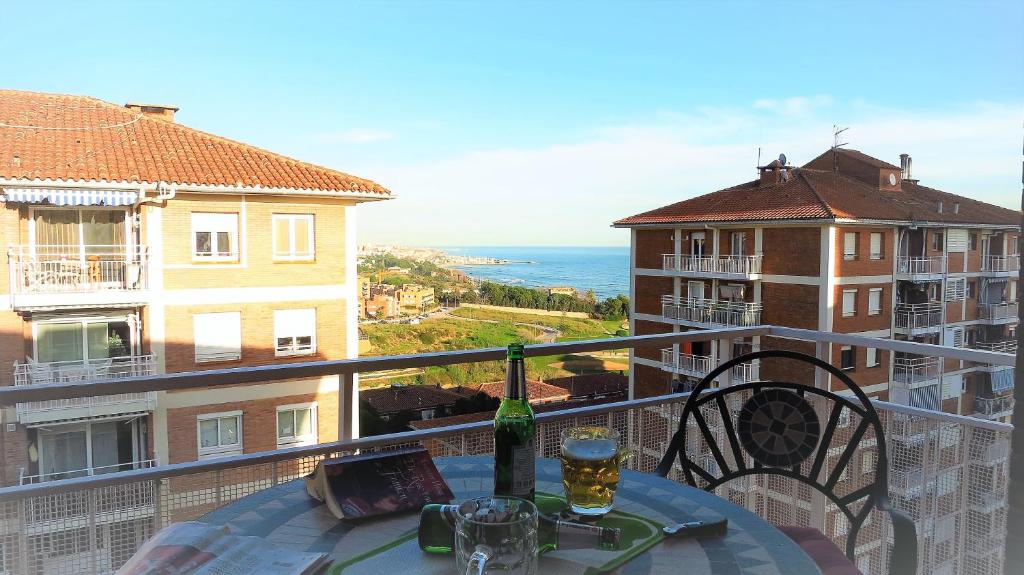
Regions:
[[2, 1, 1021, 245]]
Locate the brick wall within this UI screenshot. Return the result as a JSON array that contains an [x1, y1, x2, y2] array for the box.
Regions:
[[632, 363, 670, 399], [829, 343, 889, 392], [762, 227, 819, 276], [759, 337, 816, 386], [761, 283, 818, 330], [163, 299, 347, 373], [834, 226, 894, 277], [832, 284, 890, 333], [161, 193, 351, 290], [635, 229, 674, 269], [633, 319, 671, 363], [635, 276, 672, 316], [165, 389, 339, 464]]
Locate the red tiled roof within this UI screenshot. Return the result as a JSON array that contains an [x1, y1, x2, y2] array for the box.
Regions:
[[544, 373, 629, 398], [614, 149, 1017, 227], [408, 394, 626, 430], [807, 148, 902, 171], [361, 385, 463, 415], [453, 380, 572, 403], [0, 90, 390, 197]]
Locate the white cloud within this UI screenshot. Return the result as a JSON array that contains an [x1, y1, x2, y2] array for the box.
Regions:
[[317, 128, 395, 143], [355, 99, 1022, 247]]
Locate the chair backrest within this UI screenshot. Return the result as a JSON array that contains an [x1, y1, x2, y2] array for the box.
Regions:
[[656, 349, 890, 560]]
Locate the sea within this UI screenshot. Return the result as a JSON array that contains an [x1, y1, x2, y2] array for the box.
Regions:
[[444, 246, 629, 300]]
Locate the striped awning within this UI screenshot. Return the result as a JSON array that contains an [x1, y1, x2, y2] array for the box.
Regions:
[[1, 188, 138, 206]]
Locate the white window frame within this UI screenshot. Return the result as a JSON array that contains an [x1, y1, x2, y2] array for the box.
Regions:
[[193, 312, 242, 363], [843, 232, 858, 260], [274, 308, 317, 357], [687, 281, 704, 301], [945, 278, 966, 302], [730, 232, 746, 257], [272, 214, 315, 261], [276, 403, 317, 447], [866, 347, 879, 368], [869, 232, 883, 260], [840, 345, 855, 371], [197, 411, 243, 459], [945, 326, 965, 348], [947, 229, 968, 252], [191, 212, 239, 261], [868, 288, 882, 315], [842, 289, 857, 317]]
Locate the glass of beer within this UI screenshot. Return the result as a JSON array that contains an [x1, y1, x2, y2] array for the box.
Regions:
[[560, 426, 621, 516]]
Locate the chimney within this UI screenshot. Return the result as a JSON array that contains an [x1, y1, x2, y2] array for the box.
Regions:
[[899, 153, 913, 181], [758, 158, 790, 186], [124, 102, 179, 122]]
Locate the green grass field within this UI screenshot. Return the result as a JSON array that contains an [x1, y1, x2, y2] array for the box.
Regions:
[[359, 309, 628, 389]]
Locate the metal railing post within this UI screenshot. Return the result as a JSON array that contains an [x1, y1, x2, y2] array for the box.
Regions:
[[339, 370, 358, 442]]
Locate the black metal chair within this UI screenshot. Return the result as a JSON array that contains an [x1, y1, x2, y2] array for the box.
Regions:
[[655, 350, 917, 575]]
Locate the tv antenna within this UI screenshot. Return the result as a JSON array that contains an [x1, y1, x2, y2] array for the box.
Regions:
[[832, 125, 849, 171]]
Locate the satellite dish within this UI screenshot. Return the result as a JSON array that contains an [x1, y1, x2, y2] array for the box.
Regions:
[[779, 153, 787, 166]]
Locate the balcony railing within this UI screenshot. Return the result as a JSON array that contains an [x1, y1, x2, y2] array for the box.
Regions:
[[978, 302, 1018, 323], [660, 349, 757, 382], [661, 296, 763, 327], [661, 254, 762, 277], [20, 459, 157, 485], [973, 396, 1014, 419], [975, 341, 1017, 355], [0, 326, 1015, 575], [981, 254, 1020, 274], [892, 356, 941, 387], [894, 302, 943, 334], [13, 355, 157, 423], [7, 244, 149, 309], [896, 255, 946, 278]]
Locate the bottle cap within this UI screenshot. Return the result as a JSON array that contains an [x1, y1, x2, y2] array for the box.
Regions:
[[507, 343, 525, 360]]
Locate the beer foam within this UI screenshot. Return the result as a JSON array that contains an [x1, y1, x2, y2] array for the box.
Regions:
[[562, 438, 617, 461]]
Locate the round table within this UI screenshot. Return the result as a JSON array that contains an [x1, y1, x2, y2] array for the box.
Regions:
[[200, 456, 821, 575]]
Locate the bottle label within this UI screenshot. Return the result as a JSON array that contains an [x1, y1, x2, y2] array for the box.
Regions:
[[511, 440, 535, 496]]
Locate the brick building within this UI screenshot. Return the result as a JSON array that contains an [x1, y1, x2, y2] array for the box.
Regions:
[[615, 148, 1018, 422], [0, 90, 390, 484]]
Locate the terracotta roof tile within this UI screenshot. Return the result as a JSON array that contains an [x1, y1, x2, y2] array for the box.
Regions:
[[452, 380, 572, 403], [362, 385, 463, 415], [615, 149, 1017, 227], [0, 90, 390, 197], [543, 373, 629, 398]]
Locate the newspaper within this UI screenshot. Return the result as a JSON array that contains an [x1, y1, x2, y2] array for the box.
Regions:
[[117, 521, 330, 575]]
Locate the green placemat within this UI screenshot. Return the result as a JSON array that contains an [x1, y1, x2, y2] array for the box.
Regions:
[[327, 492, 663, 575]]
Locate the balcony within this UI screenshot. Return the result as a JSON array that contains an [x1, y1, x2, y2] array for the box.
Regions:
[[0, 326, 1015, 575], [892, 356, 941, 388], [20, 459, 156, 485], [981, 254, 1020, 276], [13, 355, 157, 424], [661, 254, 762, 279], [661, 296, 763, 328], [973, 396, 1013, 420], [896, 256, 946, 281], [894, 302, 943, 335], [7, 244, 149, 310], [660, 349, 758, 382], [978, 302, 1018, 324], [975, 340, 1017, 355]]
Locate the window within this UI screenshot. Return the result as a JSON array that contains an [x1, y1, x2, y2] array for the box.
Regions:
[[932, 231, 944, 252], [868, 288, 882, 315], [198, 412, 242, 458], [869, 232, 883, 260], [837, 407, 851, 427], [194, 312, 242, 362], [273, 214, 314, 260], [843, 232, 858, 260], [840, 346, 855, 371], [945, 326, 964, 348], [945, 278, 966, 301], [833, 513, 849, 537], [192, 213, 238, 260], [866, 347, 879, 368], [842, 290, 857, 317], [274, 308, 316, 356], [276, 404, 317, 447], [967, 280, 975, 299], [687, 281, 704, 301], [861, 451, 876, 475], [730, 232, 746, 256], [970, 233, 978, 251], [947, 229, 968, 252]]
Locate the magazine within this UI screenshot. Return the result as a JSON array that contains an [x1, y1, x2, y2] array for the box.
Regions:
[[116, 521, 330, 575], [306, 447, 454, 520]]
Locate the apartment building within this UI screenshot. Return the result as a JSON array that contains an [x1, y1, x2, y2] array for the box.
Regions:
[[0, 90, 390, 567], [615, 147, 1017, 421], [615, 147, 1017, 573], [397, 283, 435, 312]]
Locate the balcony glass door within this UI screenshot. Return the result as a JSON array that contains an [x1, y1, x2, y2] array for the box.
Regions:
[[691, 232, 706, 257], [37, 420, 140, 480], [36, 320, 132, 364]]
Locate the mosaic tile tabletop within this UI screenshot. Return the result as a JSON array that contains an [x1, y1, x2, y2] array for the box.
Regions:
[[200, 456, 821, 574]]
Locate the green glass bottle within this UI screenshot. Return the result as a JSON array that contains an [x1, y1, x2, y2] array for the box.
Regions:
[[493, 343, 536, 501], [417, 503, 621, 554]]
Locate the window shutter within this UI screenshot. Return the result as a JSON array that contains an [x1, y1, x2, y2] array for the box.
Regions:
[[947, 229, 968, 252], [869, 233, 882, 258], [945, 278, 966, 301], [868, 288, 882, 314], [843, 233, 857, 256], [194, 312, 242, 361], [944, 327, 964, 348], [842, 291, 856, 316]]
